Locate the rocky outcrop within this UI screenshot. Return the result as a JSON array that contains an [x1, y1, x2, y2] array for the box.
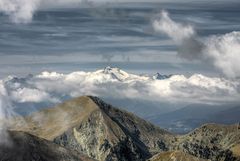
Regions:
[[0, 131, 95, 161], [53, 109, 149, 161], [53, 96, 176, 161], [176, 124, 240, 161], [9, 96, 240, 161]]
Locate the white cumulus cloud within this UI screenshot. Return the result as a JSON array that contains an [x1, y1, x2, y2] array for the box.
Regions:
[[0, 0, 87, 23], [153, 10, 195, 43], [0, 0, 40, 23], [0, 67, 239, 140], [1, 67, 240, 106], [204, 32, 240, 78], [153, 11, 240, 78]]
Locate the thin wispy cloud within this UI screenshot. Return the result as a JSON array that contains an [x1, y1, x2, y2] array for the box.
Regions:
[[0, 0, 85, 23], [1, 0, 239, 23]]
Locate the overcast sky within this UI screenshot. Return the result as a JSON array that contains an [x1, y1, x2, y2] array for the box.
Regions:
[[0, 0, 240, 78], [0, 0, 240, 125]]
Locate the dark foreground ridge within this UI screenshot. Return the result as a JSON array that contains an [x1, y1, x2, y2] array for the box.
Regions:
[[5, 96, 240, 161], [0, 131, 95, 161]]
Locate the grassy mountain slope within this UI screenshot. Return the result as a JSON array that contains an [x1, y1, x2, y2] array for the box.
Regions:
[[8, 96, 240, 161], [177, 124, 240, 160], [148, 151, 207, 161], [10, 96, 176, 161]]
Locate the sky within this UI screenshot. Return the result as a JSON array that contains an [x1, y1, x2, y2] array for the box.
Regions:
[[0, 0, 240, 119], [0, 0, 240, 78]]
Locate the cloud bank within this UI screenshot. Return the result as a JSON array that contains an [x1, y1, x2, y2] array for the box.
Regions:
[[0, 67, 239, 141], [1, 67, 239, 107], [153, 11, 240, 78]]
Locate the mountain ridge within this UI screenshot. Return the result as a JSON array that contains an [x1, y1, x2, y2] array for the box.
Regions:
[[148, 104, 240, 134], [7, 96, 240, 161], [0, 130, 96, 161], [52, 96, 176, 160]]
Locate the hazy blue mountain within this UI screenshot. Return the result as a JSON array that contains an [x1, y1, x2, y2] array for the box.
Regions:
[[210, 106, 240, 124], [148, 104, 240, 134]]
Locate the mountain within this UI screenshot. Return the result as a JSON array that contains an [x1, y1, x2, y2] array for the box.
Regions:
[[148, 104, 239, 134], [95, 66, 150, 81], [4, 66, 239, 124], [0, 130, 95, 161], [148, 151, 207, 161], [210, 106, 240, 124], [178, 124, 240, 161], [98, 66, 131, 81], [152, 73, 172, 80], [10, 96, 176, 161], [9, 96, 240, 161], [102, 97, 177, 118]]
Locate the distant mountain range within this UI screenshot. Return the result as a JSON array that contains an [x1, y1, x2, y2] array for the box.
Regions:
[[4, 96, 240, 161], [148, 104, 240, 134]]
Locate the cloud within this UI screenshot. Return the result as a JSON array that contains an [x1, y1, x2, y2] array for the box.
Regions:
[[0, 0, 87, 23], [11, 88, 59, 103], [0, 67, 239, 136], [1, 67, 239, 108], [1, 0, 240, 23], [153, 11, 195, 43], [0, 0, 40, 23], [153, 11, 240, 78], [0, 80, 14, 144], [0, 0, 129, 23], [204, 32, 240, 78], [0, 80, 12, 123], [152, 11, 204, 60]]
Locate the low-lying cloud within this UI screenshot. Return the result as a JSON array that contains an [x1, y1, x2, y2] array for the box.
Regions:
[[153, 11, 240, 78], [0, 80, 14, 144], [0, 67, 239, 141], [1, 67, 240, 107]]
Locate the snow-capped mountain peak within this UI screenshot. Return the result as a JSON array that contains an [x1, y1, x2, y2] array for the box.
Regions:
[[152, 73, 172, 80], [1, 67, 239, 107], [95, 66, 131, 81]]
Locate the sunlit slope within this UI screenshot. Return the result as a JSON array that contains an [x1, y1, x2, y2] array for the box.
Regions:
[[177, 124, 240, 160], [9, 96, 240, 161], [148, 151, 207, 161], [11, 96, 175, 161]]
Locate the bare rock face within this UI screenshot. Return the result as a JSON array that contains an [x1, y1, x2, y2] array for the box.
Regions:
[[53, 96, 176, 161], [53, 109, 148, 161], [176, 124, 240, 161], [8, 96, 240, 161], [0, 131, 95, 161]]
